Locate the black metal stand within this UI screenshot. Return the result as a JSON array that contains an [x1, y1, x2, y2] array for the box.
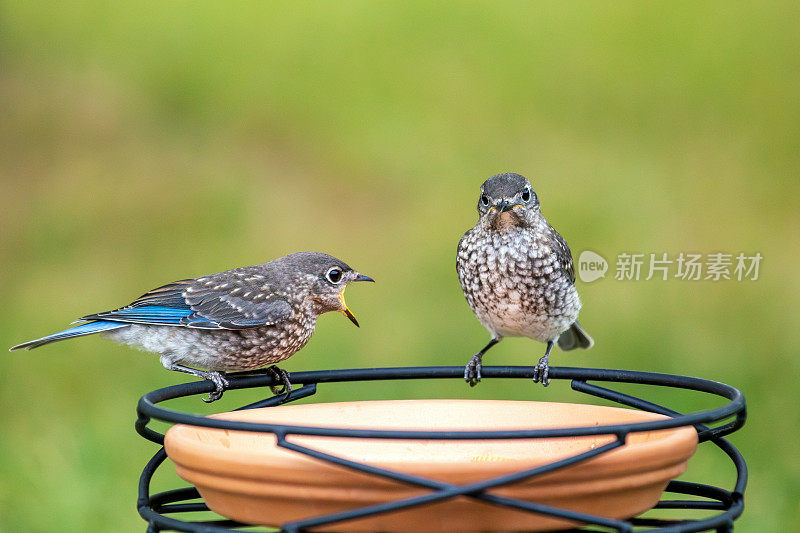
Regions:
[[135, 366, 747, 532]]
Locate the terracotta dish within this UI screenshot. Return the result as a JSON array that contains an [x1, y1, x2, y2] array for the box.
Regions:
[[165, 400, 698, 531]]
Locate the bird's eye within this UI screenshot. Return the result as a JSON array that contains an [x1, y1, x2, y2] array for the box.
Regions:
[[480, 194, 489, 206], [521, 188, 531, 202], [326, 267, 343, 283]]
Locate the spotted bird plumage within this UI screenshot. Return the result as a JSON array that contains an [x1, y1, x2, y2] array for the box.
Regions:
[[457, 173, 593, 386], [11, 252, 374, 401]]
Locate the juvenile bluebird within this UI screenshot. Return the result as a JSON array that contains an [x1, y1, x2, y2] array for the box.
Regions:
[[11, 252, 373, 401], [457, 173, 593, 387]]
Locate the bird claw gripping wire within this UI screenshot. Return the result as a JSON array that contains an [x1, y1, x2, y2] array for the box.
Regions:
[[266, 365, 292, 397], [532, 355, 550, 387], [201, 371, 230, 403], [464, 354, 483, 387]]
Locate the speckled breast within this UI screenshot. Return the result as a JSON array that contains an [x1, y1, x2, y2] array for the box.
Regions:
[[209, 318, 316, 371], [457, 226, 581, 341]]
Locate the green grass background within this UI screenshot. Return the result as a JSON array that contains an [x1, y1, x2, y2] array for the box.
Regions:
[[1, 2, 798, 531]]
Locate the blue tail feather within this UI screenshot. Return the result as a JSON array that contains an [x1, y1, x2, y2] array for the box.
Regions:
[[9, 321, 128, 351]]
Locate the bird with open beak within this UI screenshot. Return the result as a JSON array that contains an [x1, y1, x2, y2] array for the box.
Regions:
[[11, 251, 374, 402]]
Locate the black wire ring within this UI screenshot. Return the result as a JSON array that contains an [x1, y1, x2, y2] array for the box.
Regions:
[[136, 366, 747, 533]]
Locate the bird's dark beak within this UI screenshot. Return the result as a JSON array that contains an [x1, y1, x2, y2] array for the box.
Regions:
[[492, 200, 520, 213], [353, 273, 375, 283], [500, 200, 518, 212]]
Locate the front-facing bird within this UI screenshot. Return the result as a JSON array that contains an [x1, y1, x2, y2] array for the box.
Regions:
[[457, 173, 593, 386], [10, 252, 374, 401]]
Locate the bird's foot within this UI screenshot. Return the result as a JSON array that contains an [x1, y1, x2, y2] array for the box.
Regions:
[[266, 365, 292, 397], [201, 371, 230, 403], [464, 354, 483, 387], [532, 355, 550, 387]]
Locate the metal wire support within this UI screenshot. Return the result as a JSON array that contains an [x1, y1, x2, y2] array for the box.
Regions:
[[135, 366, 747, 532]]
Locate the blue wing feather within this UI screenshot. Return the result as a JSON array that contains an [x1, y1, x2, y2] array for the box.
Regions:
[[79, 281, 198, 326], [81, 278, 292, 330], [81, 305, 195, 326]]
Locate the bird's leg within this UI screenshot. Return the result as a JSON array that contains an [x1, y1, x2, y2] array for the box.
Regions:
[[464, 338, 500, 387], [266, 365, 292, 397], [532, 341, 554, 386], [161, 357, 229, 402]]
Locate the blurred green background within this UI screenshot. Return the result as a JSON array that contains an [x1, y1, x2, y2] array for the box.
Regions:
[[1, 1, 798, 531]]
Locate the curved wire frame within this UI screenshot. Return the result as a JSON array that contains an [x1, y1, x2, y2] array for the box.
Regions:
[[136, 366, 747, 533]]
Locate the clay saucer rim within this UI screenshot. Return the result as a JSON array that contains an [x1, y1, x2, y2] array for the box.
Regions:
[[165, 399, 698, 482]]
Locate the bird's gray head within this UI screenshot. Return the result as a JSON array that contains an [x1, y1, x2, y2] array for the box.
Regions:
[[476, 172, 540, 230], [275, 251, 374, 326]]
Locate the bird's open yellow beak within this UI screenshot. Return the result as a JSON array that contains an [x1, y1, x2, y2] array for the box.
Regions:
[[338, 272, 373, 327], [339, 290, 360, 327]]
